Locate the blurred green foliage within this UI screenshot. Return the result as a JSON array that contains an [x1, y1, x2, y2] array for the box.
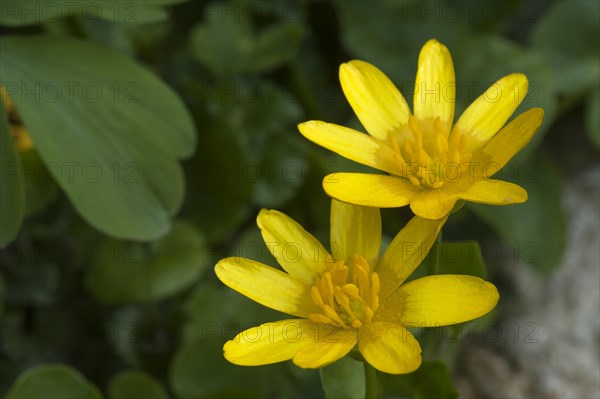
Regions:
[[0, 0, 598, 398]]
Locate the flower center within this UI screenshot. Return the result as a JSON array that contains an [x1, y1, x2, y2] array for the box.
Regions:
[[386, 116, 472, 188], [309, 254, 380, 329]]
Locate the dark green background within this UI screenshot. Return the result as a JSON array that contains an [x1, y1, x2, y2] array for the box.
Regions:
[[0, 0, 598, 398]]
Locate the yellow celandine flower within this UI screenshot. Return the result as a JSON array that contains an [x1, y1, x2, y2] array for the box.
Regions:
[[1, 85, 34, 152], [215, 200, 499, 373], [298, 39, 544, 219]]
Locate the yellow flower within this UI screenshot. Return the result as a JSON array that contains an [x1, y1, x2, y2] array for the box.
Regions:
[[298, 39, 544, 219], [215, 200, 499, 374]]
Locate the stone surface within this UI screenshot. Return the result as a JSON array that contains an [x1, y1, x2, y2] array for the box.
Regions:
[[456, 166, 600, 399]]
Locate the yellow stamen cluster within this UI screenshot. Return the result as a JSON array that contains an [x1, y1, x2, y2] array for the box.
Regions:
[[387, 116, 472, 188], [309, 254, 380, 329]]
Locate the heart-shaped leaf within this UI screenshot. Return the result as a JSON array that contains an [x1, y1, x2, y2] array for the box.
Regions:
[[0, 36, 196, 240]]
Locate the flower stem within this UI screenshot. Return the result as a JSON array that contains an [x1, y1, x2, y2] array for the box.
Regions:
[[363, 361, 378, 399], [426, 231, 443, 276]]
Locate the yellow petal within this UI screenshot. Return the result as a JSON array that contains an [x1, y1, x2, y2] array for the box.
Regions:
[[257, 209, 329, 285], [323, 173, 420, 208], [378, 275, 499, 327], [330, 199, 381, 264], [459, 179, 528, 205], [472, 108, 544, 169], [413, 39, 455, 127], [298, 121, 404, 176], [409, 188, 457, 220], [454, 73, 529, 152], [376, 216, 446, 299], [224, 319, 320, 366], [215, 258, 318, 318], [293, 326, 357, 368], [340, 60, 411, 139], [358, 322, 422, 374]]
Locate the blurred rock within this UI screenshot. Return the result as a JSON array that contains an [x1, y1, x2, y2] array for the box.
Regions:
[[456, 166, 600, 399]]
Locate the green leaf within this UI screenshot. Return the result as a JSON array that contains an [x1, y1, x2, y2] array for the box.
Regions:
[[379, 361, 458, 399], [469, 154, 566, 273], [5, 364, 103, 399], [0, 36, 195, 240], [108, 370, 169, 399], [586, 87, 600, 148], [0, 1, 188, 26], [531, 0, 600, 94], [320, 355, 365, 399], [0, 99, 24, 248], [86, 221, 207, 304], [190, 1, 303, 75], [437, 241, 486, 278]]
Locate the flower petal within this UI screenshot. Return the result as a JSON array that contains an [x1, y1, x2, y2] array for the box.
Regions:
[[339, 60, 411, 140], [413, 39, 455, 127], [330, 199, 381, 265], [298, 121, 404, 175], [378, 275, 499, 327], [458, 179, 528, 205], [376, 215, 446, 299], [215, 258, 319, 318], [224, 319, 332, 366], [293, 326, 357, 368], [454, 73, 529, 152], [409, 188, 458, 220], [257, 209, 329, 285], [472, 108, 544, 169], [323, 173, 420, 208], [358, 322, 422, 374]]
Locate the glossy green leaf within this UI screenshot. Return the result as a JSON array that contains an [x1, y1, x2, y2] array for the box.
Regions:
[[108, 370, 169, 399], [379, 361, 458, 399], [86, 221, 207, 304], [320, 355, 365, 399], [469, 154, 566, 273], [5, 364, 103, 399], [0, 36, 195, 240], [0, 0, 188, 26], [586, 87, 600, 148], [0, 99, 24, 248]]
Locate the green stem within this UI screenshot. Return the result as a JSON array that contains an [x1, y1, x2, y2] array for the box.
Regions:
[[426, 231, 443, 276], [363, 361, 378, 399]]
